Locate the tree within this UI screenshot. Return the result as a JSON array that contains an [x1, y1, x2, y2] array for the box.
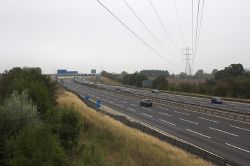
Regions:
[[215, 64, 244, 80], [0, 91, 38, 165], [152, 76, 168, 90], [58, 107, 82, 151], [178, 72, 187, 78], [195, 69, 204, 78], [6, 124, 68, 166], [0, 67, 57, 113], [211, 69, 218, 75]]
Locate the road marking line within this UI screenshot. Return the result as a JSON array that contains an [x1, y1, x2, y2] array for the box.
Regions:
[[121, 101, 127, 104], [140, 113, 152, 118], [143, 107, 152, 111], [128, 108, 136, 112], [131, 104, 138, 107], [186, 129, 211, 139], [175, 111, 190, 116], [116, 104, 124, 107], [159, 119, 176, 126], [209, 127, 238, 137], [158, 112, 172, 116], [179, 118, 199, 125], [198, 117, 218, 123], [156, 106, 168, 110], [102, 99, 107, 101], [230, 125, 250, 132], [109, 101, 114, 104], [225, 143, 250, 154]]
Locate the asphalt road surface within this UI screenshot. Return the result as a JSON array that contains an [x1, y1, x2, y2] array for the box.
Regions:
[[97, 83, 250, 114], [64, 79, 250, 166]]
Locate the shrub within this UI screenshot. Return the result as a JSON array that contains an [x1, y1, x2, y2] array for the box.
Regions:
[[6, 124, 68, 166], [0, 91, 38, 165], [58, 106, 82, 151]]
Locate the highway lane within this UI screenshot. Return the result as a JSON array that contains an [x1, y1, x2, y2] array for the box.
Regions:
[[96, 82, 250, 114], [64, 80, 250, 165]]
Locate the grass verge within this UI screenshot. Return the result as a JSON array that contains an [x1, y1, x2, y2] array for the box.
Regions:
[[57, 90, 213, 166], [87, 76, 122, 86]]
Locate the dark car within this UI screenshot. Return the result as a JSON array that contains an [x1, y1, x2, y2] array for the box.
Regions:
[[211, 97, 223, 104], [140, 99, 152, 107]]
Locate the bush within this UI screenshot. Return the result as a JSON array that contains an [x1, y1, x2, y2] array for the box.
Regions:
[[44, 106, 82, 151], [0, 91, 38, 165], [59, 107, 82, 151], [152, 76, 168, 90], [0, 67, 57, 113], [6, 124, 68, 166]]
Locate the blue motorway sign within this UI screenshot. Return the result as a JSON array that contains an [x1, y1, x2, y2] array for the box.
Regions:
[[96, 100, 101, 108]]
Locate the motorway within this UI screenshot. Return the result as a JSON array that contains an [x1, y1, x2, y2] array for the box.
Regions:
[[63, 79, 250, 166], [98, 83, 250, 114]]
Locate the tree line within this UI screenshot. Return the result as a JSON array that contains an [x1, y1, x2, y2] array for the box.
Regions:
[[101, 64, 250, 99], [0, 67, 82, 166]]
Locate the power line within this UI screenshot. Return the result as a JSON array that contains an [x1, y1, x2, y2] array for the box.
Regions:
[[195, 0, 205, 56], [172, 0, 185, 47], [122, 0, 177, 59], [148, 0, 178, 51], [95, 0, 175, 65], [194, 0, 201, 56], [192, 0, 194, 52]]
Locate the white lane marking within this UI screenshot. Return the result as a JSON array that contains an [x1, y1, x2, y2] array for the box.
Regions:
[[186, 129, 211, 139], [159, 119, 176, 126], [198, 117, 218, 123], [116, 104, 124, 107], [230, 125, 250, 132], [128, 108, 136, 112], [225, 143, 250, 154], [102, 99, 107, 101], [131, 104, 138, 107], [121, 101, 127, 104], [109, 101, 114, 104], [179, 118, 199, 125], [158, 112, 172, 116], [143, 107, 152, 111], [156, 106, 168, 110], [209, 127, 238, 137], [140, 113, 152, 118], [174, 111, 190, 116], [107, 96, 111, 99]]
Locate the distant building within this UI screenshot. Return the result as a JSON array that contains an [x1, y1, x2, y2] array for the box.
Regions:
[[57, 69, 78, 75]]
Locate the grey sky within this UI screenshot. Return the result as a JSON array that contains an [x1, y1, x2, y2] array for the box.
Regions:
[[0, 0, 249, 74]]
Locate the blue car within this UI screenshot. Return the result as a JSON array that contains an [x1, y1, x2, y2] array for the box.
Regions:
[[211, 97, 223, 104]]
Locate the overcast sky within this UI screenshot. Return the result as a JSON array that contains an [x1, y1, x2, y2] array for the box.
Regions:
[[0, 0, 249, 74]]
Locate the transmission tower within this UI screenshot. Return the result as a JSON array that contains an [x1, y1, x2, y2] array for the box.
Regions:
[[182, 47, 193, 75]]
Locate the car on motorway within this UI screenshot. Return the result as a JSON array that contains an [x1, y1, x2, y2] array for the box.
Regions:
[[211, 97, 223, 104], [114, 87, 121, 91], [151, 89, 159, 93], [140, 99, 152, 107], [124, 89, 131, 93]]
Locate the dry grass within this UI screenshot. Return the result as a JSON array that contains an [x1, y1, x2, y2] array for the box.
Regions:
[[57, 90, 213, 166], [100, 77, 122, 86], [86, 76, 122, 86]]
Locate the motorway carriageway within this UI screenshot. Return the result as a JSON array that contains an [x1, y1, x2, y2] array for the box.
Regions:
[[99, 84, 250, 114], [65, 80, 250, 166]]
